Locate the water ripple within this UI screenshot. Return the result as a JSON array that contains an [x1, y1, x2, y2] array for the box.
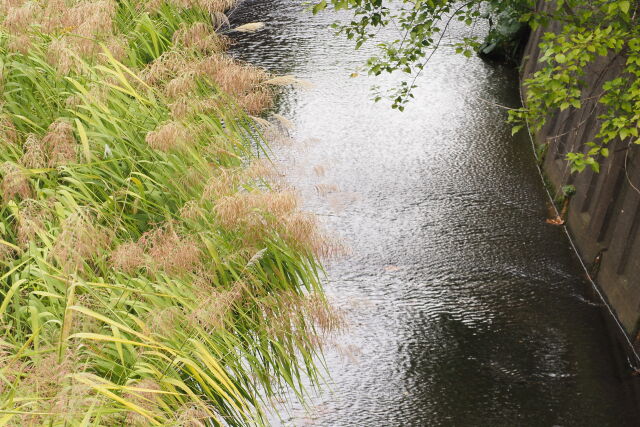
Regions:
[[229, 1, 639, 425]]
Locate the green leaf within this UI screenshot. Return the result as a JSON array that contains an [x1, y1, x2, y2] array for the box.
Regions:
[[75, 119, 92, 163], [312, 0, 327, 14], [619, 0, 630, 14], [620, 128, 630, 139]]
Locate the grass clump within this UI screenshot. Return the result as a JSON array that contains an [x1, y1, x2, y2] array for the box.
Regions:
[[0, 0, 343, 425]]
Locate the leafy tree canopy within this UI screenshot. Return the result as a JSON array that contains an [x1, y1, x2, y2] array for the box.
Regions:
[[313, 0, 639, 173]]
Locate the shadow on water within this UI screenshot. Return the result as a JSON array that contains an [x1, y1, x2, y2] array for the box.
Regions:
[[229, 0, 640, 424]]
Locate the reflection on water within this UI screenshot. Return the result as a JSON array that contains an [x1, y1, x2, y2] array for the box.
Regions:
[[229, 1, 639, 425]]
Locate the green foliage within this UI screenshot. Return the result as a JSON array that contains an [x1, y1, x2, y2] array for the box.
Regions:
[[509, 0, 637, 173], [561, 184, 576, 197], [313, 0, 640, 173], [0, 1, 339, 424], [478, 3, 529, 62], [312, 0, 534, 110]]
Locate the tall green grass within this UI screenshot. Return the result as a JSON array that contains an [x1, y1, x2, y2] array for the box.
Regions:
[[0, 1, 341, 425]]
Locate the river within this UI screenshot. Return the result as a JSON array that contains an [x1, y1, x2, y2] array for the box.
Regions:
[[228, 1, 639, 425]]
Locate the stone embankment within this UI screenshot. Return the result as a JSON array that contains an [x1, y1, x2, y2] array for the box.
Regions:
[[521, 1, 640, 344]]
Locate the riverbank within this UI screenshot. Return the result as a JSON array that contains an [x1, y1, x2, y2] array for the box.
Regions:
[[0, 1, 338, 424], [520, 0, 640, 368]]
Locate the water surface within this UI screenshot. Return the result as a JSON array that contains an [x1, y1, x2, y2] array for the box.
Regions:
[[229, 2, 639, 425]]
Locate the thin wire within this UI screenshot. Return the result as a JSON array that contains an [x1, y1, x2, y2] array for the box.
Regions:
[[518, 83, 640, 369]]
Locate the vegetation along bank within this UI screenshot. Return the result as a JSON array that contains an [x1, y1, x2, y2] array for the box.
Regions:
[[0, 0, 342, 425], [521, 0, 640, 350]]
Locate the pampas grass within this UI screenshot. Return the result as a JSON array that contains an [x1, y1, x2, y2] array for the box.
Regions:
[[145, 121, 191, 151], [1, 162, 31, 200], [172, 22, 230, 53], [0, 0, 336, 425]]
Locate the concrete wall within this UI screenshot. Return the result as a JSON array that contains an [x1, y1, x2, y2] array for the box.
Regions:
[[520, 5, 640, 340]]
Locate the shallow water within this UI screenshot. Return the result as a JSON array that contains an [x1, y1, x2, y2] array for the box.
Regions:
[[229, 1, 639, 425]]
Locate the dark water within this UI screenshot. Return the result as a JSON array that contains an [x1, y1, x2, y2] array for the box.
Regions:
[[229, 1, 640, 425]]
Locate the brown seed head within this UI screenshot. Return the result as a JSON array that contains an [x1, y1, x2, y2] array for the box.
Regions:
[[145, 306, 184, 336], [140, 0, 164, 14], [140, 50, 188, 86], [51, 382, 101, 424], [14, 350, 91, 424], [63, 0, 117, 39], [165, 73, 197, 98], [281, 212, 346, 258], [21, 134, 46, 168], [41, 0, 66, 33], [145, 121, 190, 152], [4, 2, 41, 34], [244, 159, 280, 181], [196, 55, 269, 98], [51, 209, 111, 272], [47, 38, 82, 74], [202, 168, 238, 199], [238, 89, 273, 115], [16, 198, 49, 246], [139, 225, 201, 274], [160, 0, 236, 13], [6, 33, 32, 54], [110, 241, 145, 274], [0, 241, 16, 263], [187, 281, 244, 331], [42, 120, 77, 166], [169, 96, 221, 119], [172, 22, 229, 54], [0, 116, 18, 146], [102, 34, 129, 62], [179, 200, 201, 221], [214, 190, 298, 230], [174, 404, 211, 427], [260, 291, 345, 345], [1, 162, 31, 201]]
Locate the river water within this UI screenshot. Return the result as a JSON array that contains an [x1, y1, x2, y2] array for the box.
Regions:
[[229, 1, 639, 425]]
